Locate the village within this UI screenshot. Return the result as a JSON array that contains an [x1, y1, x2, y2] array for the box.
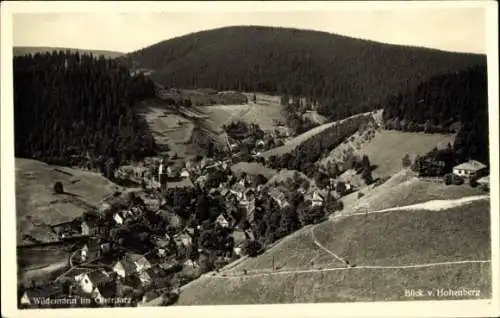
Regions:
[[19, 121, 490, 308], [18, 124, 344, 308]]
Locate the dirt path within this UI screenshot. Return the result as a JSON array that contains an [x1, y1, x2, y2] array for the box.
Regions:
[[310, 227, 347, 265], [216, 194, 490, 276], [207, 260, 491, 279]]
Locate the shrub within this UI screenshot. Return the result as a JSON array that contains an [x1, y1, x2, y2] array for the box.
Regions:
[[357, 192, 365, 199], [444, 173, 453, 185], [402, 154, 411, 168], [243, 240, 263, 257], [53, 181, 64, 194], [469, 177, 478, 188], [336, 200, 344, 211], [452, 174, 464, 185]]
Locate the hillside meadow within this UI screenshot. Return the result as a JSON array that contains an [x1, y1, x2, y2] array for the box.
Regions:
[[177, 262, 490, 305], [15, 158, 119, 244]]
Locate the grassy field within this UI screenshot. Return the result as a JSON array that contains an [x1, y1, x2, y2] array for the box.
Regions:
[[341, 169, 485, 213], [226, 227, 345, 274], [138, 99, 197, 159], [177, 262, 490, 305], [314, 200, 490, 267], [195, 99, 285, 134], [195, 104, 251, 134], [230, 162, 277, 179], [15, 158, 118, 244], [319, 130, 455, 179]]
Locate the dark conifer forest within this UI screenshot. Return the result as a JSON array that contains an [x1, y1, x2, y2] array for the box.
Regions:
[[14, 51, 157, 171], [383, 64, 489, 164], [120, 26, 485, 121]]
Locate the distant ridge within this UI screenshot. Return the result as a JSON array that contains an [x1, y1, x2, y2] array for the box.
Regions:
[[13, 46, 124, 59], [120, 25, 485, 119]]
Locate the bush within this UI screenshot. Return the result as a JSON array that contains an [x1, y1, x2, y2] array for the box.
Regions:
[[357, 192, 365, 199], [53, 181, 64, 194], [469, 177, 478, 188], [444, 173, 453, 185], [244, 240, 263, 257], [452, 174, 464, 185], [402, 154, 411, 168], [336, 200, 344, 211]]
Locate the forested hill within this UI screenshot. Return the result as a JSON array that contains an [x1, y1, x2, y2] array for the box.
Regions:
[[383, 64, 489, 164], [120, 26, 486, 120], [14, 51, 157, 175]]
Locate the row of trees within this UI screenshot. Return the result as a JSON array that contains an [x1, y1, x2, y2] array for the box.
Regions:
[[14, 51, 157, 172], [266, 114, 372, 176]]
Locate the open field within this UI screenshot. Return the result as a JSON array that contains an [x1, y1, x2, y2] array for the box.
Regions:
[[340, 169, 485, 213], [226, 227, 345, 274], [319, 130, 455, 179], [138, 99, 197, 159], [195, 104, 251, 134], [177, 262, 490, 304], [194, 92, 286, 133], [230, 162, 277, 179], [314, 199, 490, 267], [15, 158, 118, 244]]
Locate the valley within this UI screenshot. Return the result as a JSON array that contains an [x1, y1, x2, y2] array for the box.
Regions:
[[12, 24, 491, 309]]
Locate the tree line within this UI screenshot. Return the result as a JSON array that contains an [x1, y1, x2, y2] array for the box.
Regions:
[[14, 51, 158, 172], [383, 64, 489, 164]]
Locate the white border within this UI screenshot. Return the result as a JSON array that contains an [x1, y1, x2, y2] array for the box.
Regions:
[[1, 1, 499, 318]]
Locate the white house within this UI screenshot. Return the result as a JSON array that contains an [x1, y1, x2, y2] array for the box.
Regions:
[[452, 160, 487, 179], [216, 214, 230, 228], [79, 269, 110, 295], [234, 247, 243, 256], [310, 191, 324, 207], [113, 212, 124, 225], [112, 258, 137, 278], [180, 169, 190, 178]]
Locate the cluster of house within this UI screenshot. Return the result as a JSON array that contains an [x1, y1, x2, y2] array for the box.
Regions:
[[21, 245, 182, 308]]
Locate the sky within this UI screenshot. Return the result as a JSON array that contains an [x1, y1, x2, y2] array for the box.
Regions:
[[11, 3, 487, 54]]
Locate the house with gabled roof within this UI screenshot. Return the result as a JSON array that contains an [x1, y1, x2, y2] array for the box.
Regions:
[[268, 187, 289, 209], [78, 269, 111, 296], [305, 190, 325, 207], [125, 253, 152, 272], [216, 213, 230, 228], [452, 160, 488, 179]]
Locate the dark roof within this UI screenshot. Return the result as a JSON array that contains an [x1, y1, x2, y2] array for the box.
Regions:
[[116, 258, 138, 275], [62, 268, 91, 280], [87, 270, 111, 286], [99, 281, 117, 298], [145, 265, 166, 280], [144, 251, 162, 265]]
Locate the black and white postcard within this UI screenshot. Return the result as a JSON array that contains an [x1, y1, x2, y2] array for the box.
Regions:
[[1, 1, 499, 318]]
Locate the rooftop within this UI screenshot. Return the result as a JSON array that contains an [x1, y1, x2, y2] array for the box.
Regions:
[[454, 160, 487, 171], [86, 269, 110, 286]]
